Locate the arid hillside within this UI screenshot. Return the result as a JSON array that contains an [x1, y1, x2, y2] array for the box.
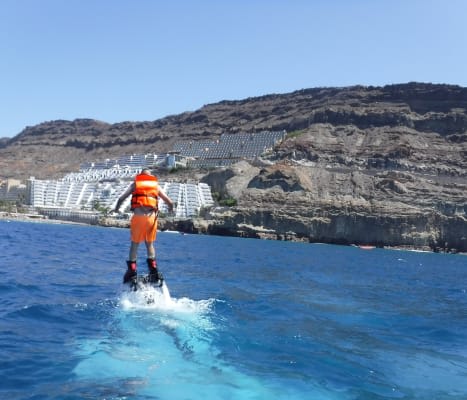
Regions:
[[1, 82, 466, 180], [2, 82, 466, 251]]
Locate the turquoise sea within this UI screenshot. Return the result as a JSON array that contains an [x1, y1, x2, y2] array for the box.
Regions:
[[1, 220, 466, 399]]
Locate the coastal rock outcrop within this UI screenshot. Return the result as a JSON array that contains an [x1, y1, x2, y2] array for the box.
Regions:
[[196, 161, 467, 252]]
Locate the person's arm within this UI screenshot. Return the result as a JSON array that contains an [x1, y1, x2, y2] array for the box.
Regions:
[[158, 186, 174, 213], [114, 183, 134, 212]]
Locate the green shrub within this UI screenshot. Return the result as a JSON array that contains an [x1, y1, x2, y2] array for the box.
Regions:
[[286, 130, 304, 139], [219, 197, 237, 207]]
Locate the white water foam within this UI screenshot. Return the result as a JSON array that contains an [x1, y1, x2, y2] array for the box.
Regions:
[[119, 281, 216, 319]]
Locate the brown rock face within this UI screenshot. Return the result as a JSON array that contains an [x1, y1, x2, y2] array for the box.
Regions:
[[198, 161, 467, 252]]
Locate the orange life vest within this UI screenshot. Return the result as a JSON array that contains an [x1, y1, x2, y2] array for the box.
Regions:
[[130, 174, 159, 210]]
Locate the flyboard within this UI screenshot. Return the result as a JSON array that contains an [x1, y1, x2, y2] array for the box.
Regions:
[[124, 273, 172, 305], [129, 274, 164, 291]]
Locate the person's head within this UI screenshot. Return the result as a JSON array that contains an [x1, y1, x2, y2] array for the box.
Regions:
[[139, 168, 158, 180]]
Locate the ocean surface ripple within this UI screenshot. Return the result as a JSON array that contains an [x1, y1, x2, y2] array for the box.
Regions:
[[1, 220, 466, 399]]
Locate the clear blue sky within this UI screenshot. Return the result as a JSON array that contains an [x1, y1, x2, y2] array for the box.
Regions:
[[1, 0, 466, 138]]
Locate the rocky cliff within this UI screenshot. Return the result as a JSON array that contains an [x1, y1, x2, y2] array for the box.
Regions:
[[2, 82, 467, 251], [195, 160, 466, 252]]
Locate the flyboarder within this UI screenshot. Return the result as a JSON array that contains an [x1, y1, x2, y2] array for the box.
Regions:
[[114, 168, 174, 284]]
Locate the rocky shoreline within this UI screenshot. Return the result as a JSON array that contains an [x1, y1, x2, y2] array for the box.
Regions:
[[3, 212, 463, 255]]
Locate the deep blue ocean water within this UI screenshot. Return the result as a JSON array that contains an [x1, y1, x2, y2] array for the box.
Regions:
[[1, 220, 466, 400]]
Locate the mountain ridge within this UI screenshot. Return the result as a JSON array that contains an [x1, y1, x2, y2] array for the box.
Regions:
[[1, 82, 467, 180]]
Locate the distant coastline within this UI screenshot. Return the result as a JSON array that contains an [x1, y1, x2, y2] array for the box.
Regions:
[[0, 211, 90, 226], [2, 211, 465, 256], [1, 83, 466, 255]]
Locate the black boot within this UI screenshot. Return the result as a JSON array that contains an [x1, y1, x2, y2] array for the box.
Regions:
[[147, 258, 163, 284], [123, 260, 137, 284]]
